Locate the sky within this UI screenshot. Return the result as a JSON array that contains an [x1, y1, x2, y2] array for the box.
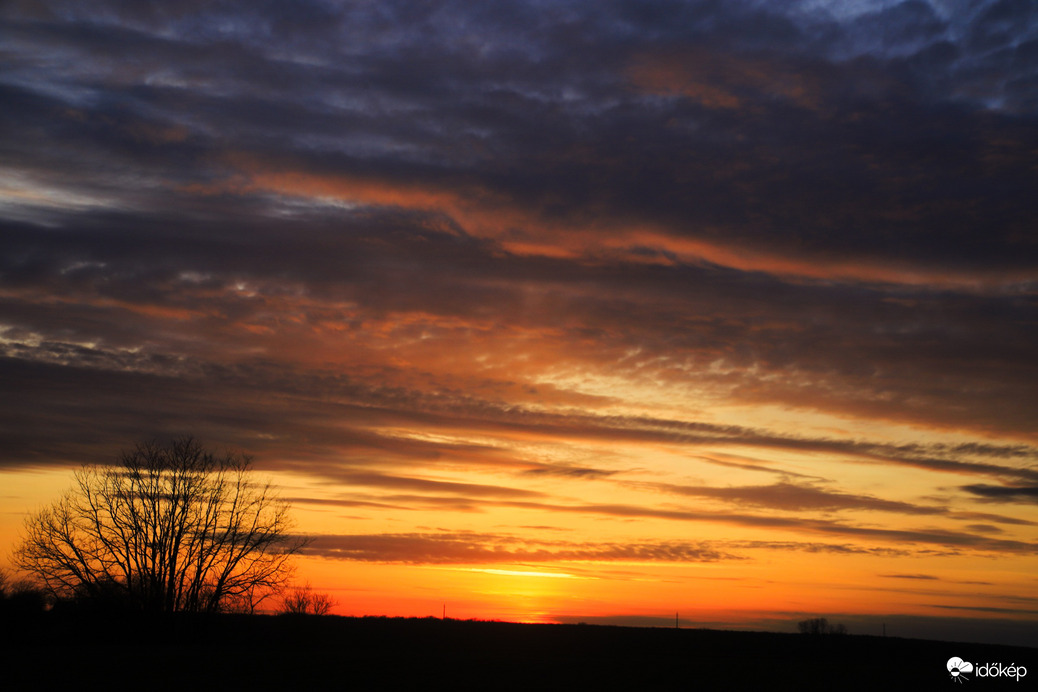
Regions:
[[1, 0, 1037, 646]]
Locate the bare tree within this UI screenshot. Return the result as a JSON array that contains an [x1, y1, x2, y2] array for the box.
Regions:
[[279, 582, 335, 616], [797, 617, 848, 635], [14, 437, 307, 614]]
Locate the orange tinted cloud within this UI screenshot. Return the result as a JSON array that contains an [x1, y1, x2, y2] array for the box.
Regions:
[[627, 47, 823, 111], [210, 155, 1031, 291]]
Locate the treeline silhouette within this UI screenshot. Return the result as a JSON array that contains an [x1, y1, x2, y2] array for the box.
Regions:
[[0, 569, 46, 615], [797, 617, 848, 635]]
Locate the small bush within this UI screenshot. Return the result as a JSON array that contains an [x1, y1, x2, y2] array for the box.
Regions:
[[279, 583, 335, 616]]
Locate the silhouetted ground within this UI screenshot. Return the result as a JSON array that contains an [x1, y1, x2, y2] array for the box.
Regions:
[[4, 611, 1034, 690]]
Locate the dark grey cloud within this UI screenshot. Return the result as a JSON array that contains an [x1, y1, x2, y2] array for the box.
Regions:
[[961, 483, 1038, 504], [2, 181, 1035, 443], [5, 6, 1038, 459], [302, 532, 740, 564], [635, 480, 1037, 527], [3, 1, 1037, 273], [722, 540, 911, 557], [932, 603, 1038, 616], [963, 523, 1003, 534], [3, 341, 1035, 495], [497, 499, 1038, 554], [286, 468, 546, 500], [879, 573, 940, 580], [640, 480, 944, 513]]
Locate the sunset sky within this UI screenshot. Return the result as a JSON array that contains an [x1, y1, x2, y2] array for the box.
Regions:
[[2, 0, 1037, 646]]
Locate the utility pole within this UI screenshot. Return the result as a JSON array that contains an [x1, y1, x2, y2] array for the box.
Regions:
[[676, 612, 679, 629]]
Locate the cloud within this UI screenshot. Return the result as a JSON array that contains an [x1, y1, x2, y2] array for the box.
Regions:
[[931, 603, 1038, 616], [5, 2, 1038, 282], [497, 499, 1038, 554], [729, 540, 910, 556], [960, 484, 1038, 504], [638, 480, 946, 514], [301, 532, 741, 564], [634, 480, 1035, 527], [298, 468, 546, 499], [2, 179, 1036, 444], [879, 573, 940, 580]]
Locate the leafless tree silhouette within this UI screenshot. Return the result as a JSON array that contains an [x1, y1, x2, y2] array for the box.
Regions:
[[797, 617, 847, 635], [279, 582, 335, 615], [14, 437, 307, 613]]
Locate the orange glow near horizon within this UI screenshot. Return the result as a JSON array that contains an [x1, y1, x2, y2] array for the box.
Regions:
[[6, 446, 1036, 632], [289, 548, 1038, 627], [3, 312, 1036, 634]]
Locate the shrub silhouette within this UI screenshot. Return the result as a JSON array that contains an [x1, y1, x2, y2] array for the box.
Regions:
[[279, 582, 336, 615], [0, 568, 47, 615]]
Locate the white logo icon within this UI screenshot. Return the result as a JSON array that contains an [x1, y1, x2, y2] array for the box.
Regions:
[[947, 657, 973, 683]]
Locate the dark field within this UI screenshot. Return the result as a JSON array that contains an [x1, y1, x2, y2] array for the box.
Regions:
[[5, 612, 1034, 690]]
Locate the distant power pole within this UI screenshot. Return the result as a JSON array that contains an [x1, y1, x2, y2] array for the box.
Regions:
[[443, 603, 446, 620], [675, 612, 679, 629]]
